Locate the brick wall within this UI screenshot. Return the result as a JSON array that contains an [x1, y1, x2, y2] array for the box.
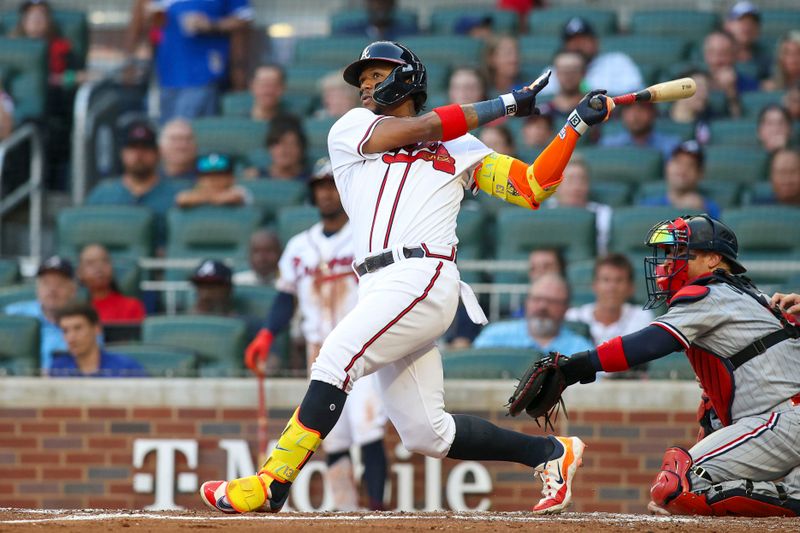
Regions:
[[0, 378, 701, 512]]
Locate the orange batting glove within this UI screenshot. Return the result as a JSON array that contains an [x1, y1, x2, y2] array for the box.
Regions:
[[245, 328, 274, 375]]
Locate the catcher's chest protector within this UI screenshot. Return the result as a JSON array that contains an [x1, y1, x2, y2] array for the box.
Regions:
[[685, 345, 735, 427]]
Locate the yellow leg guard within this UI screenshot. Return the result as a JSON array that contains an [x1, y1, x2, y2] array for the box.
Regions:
[[225, 408, 322, 513]]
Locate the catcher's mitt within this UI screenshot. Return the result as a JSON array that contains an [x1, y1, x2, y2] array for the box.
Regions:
[[506, 352, 568, 430]]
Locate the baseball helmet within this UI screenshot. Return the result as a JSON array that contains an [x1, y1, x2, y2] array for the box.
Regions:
[[343, 41, 427, 110], [643, 214, 745, 309]]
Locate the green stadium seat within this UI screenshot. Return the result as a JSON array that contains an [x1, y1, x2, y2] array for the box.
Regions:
[[601, 36, 690, 70], [56, 206, 155, 259], [331, 9, 418, 35], [0, 315, 39, 376], [239, 179, 308, 224], [166, 206, 260, 261], [495, 207, 596, 262], [741, 91, 785, 118], [221, 91, 252, 117], [723, 207, 800, 260], [0, 259, 20, 287], [0, 37, 47, 120], [233, 284, 278, 319], [0, 284, 36, 309], [105, 342, 198, 377], [442, 347, 541, 379], [429, 9, 518, 35], [241, 148, 271, 172], [648, 352, 695, 380], [286, 65, 338, 96], [112, 257, 142, 297], [588, 181, 629, 208], [577, 147, 663, 185], [609, 206, 704, 257], [455, 204, 485, 284], [518, 36, 561, 66], [402, 36, 484, 68], [741, 181, 774, 206], [191, 117, 268, 158], [709, 119, 758, 146], [303, 116, 337, 152], [277, 205, 320, 244], [142, 315, 248, 377], [294, 36, 371, 67], [655, 118, 695, 141], [704, 146, 768, 184], [760, 10, 800, 40], [528, 8, 617, 36], [630, 10, 718, 39], [566, 260, 595, 307], [0, 10, 88, 69]]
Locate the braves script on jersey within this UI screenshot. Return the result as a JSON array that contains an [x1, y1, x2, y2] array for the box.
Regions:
[[276, 222, 358, 345]]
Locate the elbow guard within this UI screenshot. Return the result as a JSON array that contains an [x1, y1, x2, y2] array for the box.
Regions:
[[471, 152, 560, 209]]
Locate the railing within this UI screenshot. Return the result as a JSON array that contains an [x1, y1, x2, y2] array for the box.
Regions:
[[0, 123, 44, 261]]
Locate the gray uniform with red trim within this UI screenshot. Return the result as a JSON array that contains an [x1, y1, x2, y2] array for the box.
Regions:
[[653, 281, 800, 498]]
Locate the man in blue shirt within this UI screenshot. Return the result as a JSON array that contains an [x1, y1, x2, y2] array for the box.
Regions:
[[152, 0, 253, 123], [50, 302, 148, 378], [474, 273, 594, 354], [4, 256, 77, 370], [600, 101, 681, 161]]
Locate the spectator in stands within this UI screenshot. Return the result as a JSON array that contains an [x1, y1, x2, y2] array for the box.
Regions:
[[251, 117, 308, 180], [334, 0, 417, 40], [669, 70, 715, 144], [453, 15, 493, 40], [473, 273, 593, 353], [77, 243, 146, 324], [539, 50, 587, 125], [448, 67, 488, 106], [548, 156, 612, 255], [158, 119, 198, 181], [479, 125, 516, 158], [639, 140, 721, 220], [542, 16, 642, 97], [4, 256, 75, 370], [50, 302, 148, 378], [756, 104, 793, 154], [233, 229, 282, 286], [0, 78, 13, 141], [783, 83, 800, 121], [315, 71, 359, 119], [528, 248, 566, 284], [566, 254, 654, 345], [250, 64, 289, 122], [703, 30, 759, 117], [176, 152, 251, 207], [151, 0, 253, 123], [724, 1, 771, 81], [767, 148, 800, 206], [189, 259, 259, 340], [600, 101, 681, 160], [521, 114, 553, 150], [87, 121, 185, 250], [484, 35, 524, 96], [763, 31, 800, 91]]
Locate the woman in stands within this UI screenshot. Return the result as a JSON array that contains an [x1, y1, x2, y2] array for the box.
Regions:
[[763, 31, 800, 91], [484, 35, 525, 96], [77, 244, 146, 324]]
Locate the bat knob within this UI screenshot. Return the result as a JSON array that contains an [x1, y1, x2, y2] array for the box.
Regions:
[[589, 95, 603, 111]]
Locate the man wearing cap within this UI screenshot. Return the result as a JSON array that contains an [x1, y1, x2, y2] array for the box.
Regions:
[[600, 100, 682, 160], [542, 16, 643, 97], [190, 259, 237, 316], [175, 152, 251, 207], [86, 120, 189, 250], [639, 140, 721, 220], [724, 1, 771, 81], [4, 256, 77, 370]]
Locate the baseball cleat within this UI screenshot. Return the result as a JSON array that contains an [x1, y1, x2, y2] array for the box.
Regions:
[[531, 436, 586, 514], [200, 480, 239, 514]]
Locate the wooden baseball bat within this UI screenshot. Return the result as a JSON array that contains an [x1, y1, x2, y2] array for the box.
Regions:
[[589, 78, 697, 110]]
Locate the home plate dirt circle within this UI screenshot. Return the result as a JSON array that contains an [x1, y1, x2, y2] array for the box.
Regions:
[[1, 509, 800, 532]]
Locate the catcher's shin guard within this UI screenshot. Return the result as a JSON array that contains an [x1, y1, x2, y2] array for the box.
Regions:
[[650, 447, 712, 515], [225, 408, 322, 513]]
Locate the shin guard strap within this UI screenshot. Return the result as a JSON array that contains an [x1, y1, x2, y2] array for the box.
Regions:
[[259, 408, 322, 483]]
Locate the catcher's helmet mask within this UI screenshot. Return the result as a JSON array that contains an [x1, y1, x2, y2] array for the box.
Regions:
[[343, 41, 427, 112], [643, 214, 746, 309]]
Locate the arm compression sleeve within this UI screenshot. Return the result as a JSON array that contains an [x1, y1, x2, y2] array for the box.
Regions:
[[589, 325, 684, 372], [264, 291, 296, 334]]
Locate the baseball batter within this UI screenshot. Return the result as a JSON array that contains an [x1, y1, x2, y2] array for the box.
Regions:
[[549, 214, 800, 516], [242, 159, 388, 511], [201, 40, 612, 514]]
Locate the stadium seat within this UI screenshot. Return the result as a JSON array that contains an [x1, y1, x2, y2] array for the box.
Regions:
[[655, 118, 695, 141], [56, 206, 155, 259], [221, 91, 252, 117], [429, 9, 518, 35], [233, 284, 278, 319], [455, 204, 485, 284], [142, 316, 248, 377], [442, 347, 541, 379], [495, 207, 596, 262], [629, 10, 718, 39], [277, 205, 320, 244], [0, 10, 88, 69], [741, 91, 785, 118], [330, 9, 418, 35], [0, 284, 36, 309], [704, 146, 768, 184], [590, 181, 631, 207], [601, 36, 690, 70], [518, 36, 561, 66], [240, 148, 271, 174], [723, 207, 800, 260], [238, 179, 308, 224], [293, 36, 371, 67], [286, 65, 338, 97], [0, 259, 20, 287], [609, 206, 704, 257], [166, 206, 260, 261], [648, 352, 695, 380], [760, 10, 800, 40], [709, 119, 758, 146], [577, 147, 663, 185], [528, 8, 617, 36], [0, 315, 39, 376], [303, 116, 338, 153], [112, 257, 142, 297], [566, 260, 595, 307], [402, 36, 484, 68], [0, 37, 47, 120], [741, 181, 774, 206], [104, 342, 198, 377], [191, 117, 268, 158]]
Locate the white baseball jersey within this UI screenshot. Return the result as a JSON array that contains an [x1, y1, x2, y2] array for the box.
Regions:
[[328, 107, 493, 263], [275, 222, 358, 345]]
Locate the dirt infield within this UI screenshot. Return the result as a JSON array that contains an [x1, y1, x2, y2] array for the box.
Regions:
[[1, 509, 799, 532]]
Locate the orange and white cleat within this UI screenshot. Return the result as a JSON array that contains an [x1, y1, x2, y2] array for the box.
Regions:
[[531, 436, 586, 514]]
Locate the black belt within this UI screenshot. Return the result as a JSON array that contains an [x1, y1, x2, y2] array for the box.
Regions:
[[355, 246, 453, 276]]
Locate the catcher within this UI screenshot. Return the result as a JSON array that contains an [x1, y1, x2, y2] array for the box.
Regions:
[[509, 214, 800, 516]]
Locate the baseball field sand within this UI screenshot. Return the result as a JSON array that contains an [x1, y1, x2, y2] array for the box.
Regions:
[[1, 509, 799, 532]]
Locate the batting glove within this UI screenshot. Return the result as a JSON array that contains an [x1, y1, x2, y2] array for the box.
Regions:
[[568, 90, 612, 135], [502, 69, 551, 118], [245, 328, 274, 375]]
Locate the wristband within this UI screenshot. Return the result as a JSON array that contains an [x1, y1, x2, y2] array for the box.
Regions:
[[567, 110, 589, 136], [433, 104, 469, 141], [499, 93, 518, 116]]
